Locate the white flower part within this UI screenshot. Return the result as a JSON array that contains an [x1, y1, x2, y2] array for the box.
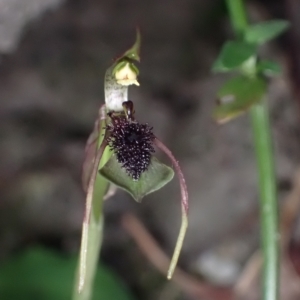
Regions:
[[114, 62, 139, 86], [105, 66, 128, 112]]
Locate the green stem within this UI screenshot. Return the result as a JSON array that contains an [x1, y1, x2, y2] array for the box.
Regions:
[[73, 118, 111, 300], [73, 176, 106, 300], [226, 1, 279, 299], [73, 34, 140, 300], [250, 102, 278, 300]]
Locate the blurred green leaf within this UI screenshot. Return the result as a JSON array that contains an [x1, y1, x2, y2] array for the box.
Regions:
[[0, 248, 134, 300], [214, 76, 267, 123], [257, 60, 282, 76], [211, 56, 231, 73], [212, 41, 257, 72], [100, 156, 174, 202], [244, 20, 290, 45]]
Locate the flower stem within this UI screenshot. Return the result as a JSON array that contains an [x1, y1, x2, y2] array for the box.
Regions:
[[250, 101, 278, 300], [73, 119, 110, 300], [226, 1, 279, 299]]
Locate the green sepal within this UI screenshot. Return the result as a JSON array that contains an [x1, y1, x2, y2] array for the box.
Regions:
[[99, 155, 174, 202], [214, 75, 267, 123], [128, 61, 139, 75], [244, 20, 290, 45], [122, 29, 141, 61], [112, 60, 127, 76], [212, 41, 257, 72], [112, 60, 139, 77], [109, 30, 141, 86], [116, 29, 141, 62], [257, 60, 281, 76]]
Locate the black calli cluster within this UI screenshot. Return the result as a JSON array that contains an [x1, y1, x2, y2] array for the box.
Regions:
[[106, 103, 155, 180]]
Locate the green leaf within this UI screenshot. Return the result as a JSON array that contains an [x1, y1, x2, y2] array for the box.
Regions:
[[75, 144, 111, 300], [212, 41, 257, 72], [257, 60, 282, 76], [211, 56, 231, 73], [214, 76, 267, 123], [0, 247, 134, 300], [100, 155, 174, 202], [244, 20, 290, 45]]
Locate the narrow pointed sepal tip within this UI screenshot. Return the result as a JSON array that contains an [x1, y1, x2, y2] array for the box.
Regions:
[[153, 138, 189, 281], [167, 212, 188, 281], [167, 271, 173, 280]]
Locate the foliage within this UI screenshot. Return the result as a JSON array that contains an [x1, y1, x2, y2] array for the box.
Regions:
[[0, 247, 134, 300], [212, 17, 289, 123], [75, 31, 188, 300], [212, 1, 290, 300]]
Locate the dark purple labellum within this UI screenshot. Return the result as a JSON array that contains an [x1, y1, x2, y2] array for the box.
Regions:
[[106, 116, 155, 180]]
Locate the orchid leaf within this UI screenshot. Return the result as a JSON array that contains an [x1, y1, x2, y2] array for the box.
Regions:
[[214, 75, 267, 123], [100, 155, 174, 202], [244, 20, 290, 45], [0, 247, 134, 300]]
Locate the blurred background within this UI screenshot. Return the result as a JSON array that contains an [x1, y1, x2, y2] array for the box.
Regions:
[[0, 0, 300, 299]]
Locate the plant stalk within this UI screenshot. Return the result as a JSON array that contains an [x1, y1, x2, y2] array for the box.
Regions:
[[250, 101, 278, 300], [226, 0, 279, 299], [73, 118, 110, 300]]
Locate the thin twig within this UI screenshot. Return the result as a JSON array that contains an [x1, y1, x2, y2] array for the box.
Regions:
[[280, 169, 300, 250], [235, 168, 300, 298], [234, 251, 262, 297], [121, 213, 233, 300]]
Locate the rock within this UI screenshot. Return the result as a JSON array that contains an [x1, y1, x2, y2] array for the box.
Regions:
[[0, 0, 64, 53]]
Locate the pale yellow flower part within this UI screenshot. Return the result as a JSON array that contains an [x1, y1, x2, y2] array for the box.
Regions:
[[115, 62, 139, 86]]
